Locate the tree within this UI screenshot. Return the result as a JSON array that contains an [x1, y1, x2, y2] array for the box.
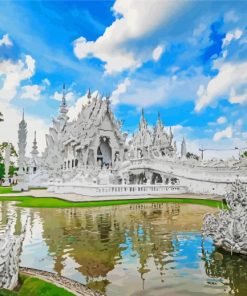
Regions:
[[0, 111, 3, 122], [186, 152, 199, 161], [241, 151, 247, 158], [0, 142, 18, 162], [0, 143, 18, 179]]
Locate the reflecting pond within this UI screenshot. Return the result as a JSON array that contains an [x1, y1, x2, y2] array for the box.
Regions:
[[1, 201, 247, 296]]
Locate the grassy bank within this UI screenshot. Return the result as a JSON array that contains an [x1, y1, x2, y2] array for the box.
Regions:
[[0, 187, 47, 194], [0, 187, 13, 194], [0, 195, 225, 208], [0, 274, 74, 296]]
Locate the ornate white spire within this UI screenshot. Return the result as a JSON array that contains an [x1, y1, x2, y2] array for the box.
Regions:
[[4, 143, 11, 179], [139, 108, 147, 130], [31, 131, 39, 156], [17, 110, 27, 173], [181, 137, 187, 158], [157, 112, 162, 126], [87, 88, 91, 99], [59, 84, 68, 115]]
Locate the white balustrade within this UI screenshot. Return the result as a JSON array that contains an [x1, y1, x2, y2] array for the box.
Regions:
[[48, 183, 187, 196]]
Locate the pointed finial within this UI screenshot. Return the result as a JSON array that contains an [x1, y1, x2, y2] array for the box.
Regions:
[[34, 130, 37, 141], [22, 108, 25, 121], [87, 88, 91, 99], [158, 111, 160, 120], [141, 108, 144, 117], [59, 84, 68, 115], [169, 126, 173, 137]]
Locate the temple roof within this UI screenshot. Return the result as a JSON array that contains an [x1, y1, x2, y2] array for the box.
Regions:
[[61, 93, 126, 148]]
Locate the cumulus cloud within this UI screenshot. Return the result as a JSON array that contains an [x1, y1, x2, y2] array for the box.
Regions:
[[222, 28, 242, 47], [21, 84, 43, 101], [116, 67, 207, 107], [0, 53, 49, 154], [73, 0, 185, 73], [195, 61, 247, 111], [111, 78, 131, 105], [217, 116, 227, 124], [0, 34, 13, 47], [0, 55, 35, 102], [213, 126, 233, 141], [152, 45, 164, 61]]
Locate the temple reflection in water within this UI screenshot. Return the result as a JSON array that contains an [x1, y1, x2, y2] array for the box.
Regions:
[[0, 201, 246, 295]]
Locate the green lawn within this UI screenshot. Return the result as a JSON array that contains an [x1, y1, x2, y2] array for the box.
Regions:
[[0, 187, 13, 194], [0, 187, 47, 195], [0, 274, 74, 296], [0, 194, 226, 208]]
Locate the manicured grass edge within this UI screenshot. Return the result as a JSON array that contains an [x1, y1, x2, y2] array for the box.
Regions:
[[0, 274, 74, 296], [0, 195, 226, 209]]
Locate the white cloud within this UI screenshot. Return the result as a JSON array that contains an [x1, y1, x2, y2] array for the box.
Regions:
[[0, 53, 49, 154], [217, 116, 227, 124], [111, 78, 131, 105], [73, 0, 186, 73], [53, 91, 74, 102], [213, 126, 233, 141], [229, 89, 247, 104], [0, 34, 13, 47], [116, 67, 207, 107], [195, 61, 247, 111], [152, 45, 164, 61], [223, 28, 243, 47], [21, 84, 43, 101], [0, 55, 36, 103]]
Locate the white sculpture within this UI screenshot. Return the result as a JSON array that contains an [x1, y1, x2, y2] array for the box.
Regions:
[[202, 179, 247, 255], [0, 217, 26, 290], [3, 143, 11, 186]]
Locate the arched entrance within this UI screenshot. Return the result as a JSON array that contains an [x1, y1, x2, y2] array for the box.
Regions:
[[97, 137, 112, 167]]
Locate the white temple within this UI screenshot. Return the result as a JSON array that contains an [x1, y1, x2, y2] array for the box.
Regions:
[[15, 88, 247, 196]]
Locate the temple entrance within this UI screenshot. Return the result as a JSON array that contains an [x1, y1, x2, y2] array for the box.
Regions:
[[97, 137, 112, 167]]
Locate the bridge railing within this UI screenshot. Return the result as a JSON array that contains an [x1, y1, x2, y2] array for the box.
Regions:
[[48, 183, 188, 197]]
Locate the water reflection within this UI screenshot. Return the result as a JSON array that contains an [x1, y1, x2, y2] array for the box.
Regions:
[[0, 201, 247, 295], [203, 246, 247, 296]]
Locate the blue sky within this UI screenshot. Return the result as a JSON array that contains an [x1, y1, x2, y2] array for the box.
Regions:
[[0, 0, 247, 157]]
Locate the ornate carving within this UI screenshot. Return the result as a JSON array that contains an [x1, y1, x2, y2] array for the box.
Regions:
[[202, 179, 247, 255]]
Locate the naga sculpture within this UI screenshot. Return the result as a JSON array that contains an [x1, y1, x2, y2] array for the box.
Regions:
[[0, 217, 27, 290], [202, 179, 247, 255]]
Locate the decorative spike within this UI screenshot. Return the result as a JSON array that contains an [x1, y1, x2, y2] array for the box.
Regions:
[[87, 88, 91, 99]]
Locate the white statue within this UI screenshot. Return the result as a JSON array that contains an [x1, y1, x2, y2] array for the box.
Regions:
[[203, 179, 247, 255], [0, 217, 27, 290]]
